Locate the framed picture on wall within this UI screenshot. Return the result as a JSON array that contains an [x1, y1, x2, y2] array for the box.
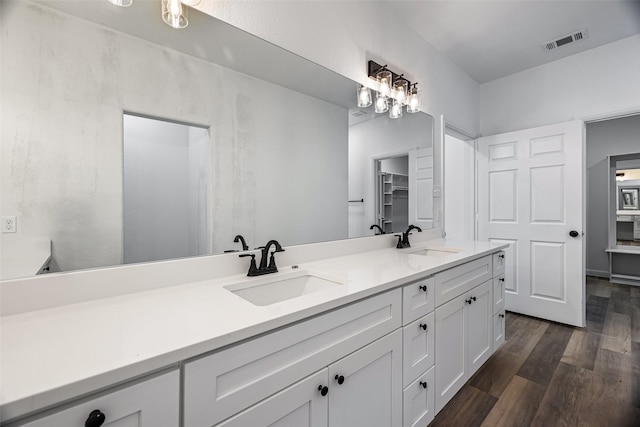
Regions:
[[620, 188, 639, 210]]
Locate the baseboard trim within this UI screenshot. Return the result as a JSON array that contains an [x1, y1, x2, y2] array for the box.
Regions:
[[586, 269, 609, 279]]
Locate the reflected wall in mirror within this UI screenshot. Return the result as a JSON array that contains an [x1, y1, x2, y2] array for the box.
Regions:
[[0, 0, 435, 279], [614, 158, 640, 247]]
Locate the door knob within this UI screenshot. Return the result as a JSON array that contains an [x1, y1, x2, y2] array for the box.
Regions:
[[85, 410, 106, 427], [569, 230, 580, 238], [335, 374, 345, 385], [318, 385, 329, 396]]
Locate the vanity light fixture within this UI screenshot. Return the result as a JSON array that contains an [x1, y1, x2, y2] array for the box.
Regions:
[[366, 60, 421, 117], [357, 85, 373, 108]]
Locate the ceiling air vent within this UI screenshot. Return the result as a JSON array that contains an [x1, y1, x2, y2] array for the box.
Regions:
[[542, 29, 589, 51]]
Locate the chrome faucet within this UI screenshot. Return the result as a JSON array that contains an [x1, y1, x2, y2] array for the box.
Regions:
[[395, 225, 422, 249], [239, 239, 285, 276]]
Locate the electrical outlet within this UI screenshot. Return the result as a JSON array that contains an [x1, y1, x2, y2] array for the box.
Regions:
[[2, 216, 17, 233]]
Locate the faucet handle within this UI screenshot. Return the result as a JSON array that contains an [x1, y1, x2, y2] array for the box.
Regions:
[[394, 234, 404, 249], [239, 253, 259, 276]]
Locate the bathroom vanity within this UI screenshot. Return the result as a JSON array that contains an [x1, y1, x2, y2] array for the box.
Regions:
[[0, 239, 506, 427]]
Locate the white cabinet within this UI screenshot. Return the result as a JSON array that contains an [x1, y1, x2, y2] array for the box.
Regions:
[[328, 329, 403, 427], [434, 280, 492, 412], [493, 251, 505, 276], [433, 255, 492, 306], [492, 275, 505, 315], [216, 330, 402, 427], [216, 370, 329, 427], [493, 309, 506, 351], [402, 366, 435, 427], [20, 371, 179, 427], [402, 312, 434, 386], [185, 290, 401, 427]]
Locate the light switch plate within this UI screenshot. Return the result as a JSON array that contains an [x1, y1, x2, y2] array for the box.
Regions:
[[2, 216, 17, 233]]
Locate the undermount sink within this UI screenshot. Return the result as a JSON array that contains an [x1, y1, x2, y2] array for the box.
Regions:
[[225, 269, 346, 306], [409, 247, 463, 258]]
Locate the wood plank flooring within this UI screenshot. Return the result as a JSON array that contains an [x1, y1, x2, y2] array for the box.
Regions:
[[429, 276, 640, 427]]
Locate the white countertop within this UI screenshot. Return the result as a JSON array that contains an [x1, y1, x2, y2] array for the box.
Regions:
[[0, 239, 504, 422]]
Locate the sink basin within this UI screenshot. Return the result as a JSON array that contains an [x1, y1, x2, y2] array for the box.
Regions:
[[409, 247, 463, 258], [225, 270, 346, 306]]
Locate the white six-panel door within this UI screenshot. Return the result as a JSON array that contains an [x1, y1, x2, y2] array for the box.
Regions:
[[477, 121, 584, 327], [409, 147, 434, 230]]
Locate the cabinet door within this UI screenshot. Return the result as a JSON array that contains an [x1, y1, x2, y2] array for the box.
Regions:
[[328, 330, 402, 427], [402, 312, 434, 386], [216, 369, 329, 427], [492, 251, 505, 276], [467, 280, 493, 375], [492, 275, 505, 315], [493, 310, 506, 351], [434, 294, 467, 413], [21, 371, 179, 427], [402, 366, 435, 427]]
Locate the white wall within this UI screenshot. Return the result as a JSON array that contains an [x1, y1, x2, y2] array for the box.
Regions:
[[197, 0, 480, 137], [1, 2, 347, 272], [479, 34, 640, 136], [348, 113, 433, 238], [585, 114, 640, 276]]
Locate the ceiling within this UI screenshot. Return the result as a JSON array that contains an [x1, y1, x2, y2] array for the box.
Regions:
[[394, 0, 640, 83]]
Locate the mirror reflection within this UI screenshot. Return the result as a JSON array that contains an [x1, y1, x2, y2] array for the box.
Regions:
[[0, 0, 435, 279], [615, 160, 640, 247]]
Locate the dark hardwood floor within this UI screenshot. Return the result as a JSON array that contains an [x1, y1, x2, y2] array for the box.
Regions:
[[429, 276, 640, 427]]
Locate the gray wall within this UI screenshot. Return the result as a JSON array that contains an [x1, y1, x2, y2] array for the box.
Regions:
[[586, 114, 640, 276]]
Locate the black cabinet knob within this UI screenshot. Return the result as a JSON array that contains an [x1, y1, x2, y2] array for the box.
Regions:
[[420, 381, 428, 389], [419, 285, 427, 292], [498, 253, 505, 259], [471, 296, 477, 302], [419, 323, 428, 331], [334, 374, 345, 385], [499, 277, 505, 282], [499, 313, 505, 318], [466, 299, 472, 304], [318, 385, 328, 396], [85, 410, 105, 427]]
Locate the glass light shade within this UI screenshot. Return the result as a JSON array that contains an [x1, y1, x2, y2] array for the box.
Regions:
[[406, 88, 421, 113], [180, 0, 201, 5], [389, 99, 403, 119], [108, 0, 133, 6], [357, 85, 372, 108], [162, 0, 188, 29], [376, 70, 392, 98], [374, 94, 388, 114], [393, 79, 408, 105]]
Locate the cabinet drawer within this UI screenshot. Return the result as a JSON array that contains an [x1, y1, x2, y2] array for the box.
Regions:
[[184, 289, 401, 427], [493, 310, 506, 351], [493, 251, 505, 277], [402, 312, 434, 387], [20, 371, 179, 427], [493, 275, 505, 315], [402, 366, 435, 427], [402, 276, 434, 325], [434, 256, 492, 306]]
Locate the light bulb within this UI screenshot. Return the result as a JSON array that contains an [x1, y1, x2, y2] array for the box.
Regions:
[[357, 85, 372, 108], [407, 85, 421, 113], [108, 0, 133, 6], [162, 0, 188, 28], [393, 78, 408, 105], [375, 94, 388, 114], [377, 70, 392, 98], [389, 99, 403, 119]]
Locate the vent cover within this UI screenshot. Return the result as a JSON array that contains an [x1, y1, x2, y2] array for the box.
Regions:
[[543, 29, 589, 51], [350, 110, 368, 118]]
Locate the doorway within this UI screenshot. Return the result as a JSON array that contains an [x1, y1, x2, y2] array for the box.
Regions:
[[375, 156, 409, 234]]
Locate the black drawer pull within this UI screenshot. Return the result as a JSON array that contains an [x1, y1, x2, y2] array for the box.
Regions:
[[419, 284, 427, 292], [466, 299, 472, 304], [85, 410, 105, 427], [419, 323, 428, 331], [318, 385, 328, 396], [471, 296, 477, 302], [499, 313, 505, 318], [498, 254, 505, 259], [420, 381, 428, 389], [499, 277, 505, 282], [335, 374, 345, 385]]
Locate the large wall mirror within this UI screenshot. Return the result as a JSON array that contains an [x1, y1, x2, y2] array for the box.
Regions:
[[1, 0, 436, 279], [613, 156, 640, 248]]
